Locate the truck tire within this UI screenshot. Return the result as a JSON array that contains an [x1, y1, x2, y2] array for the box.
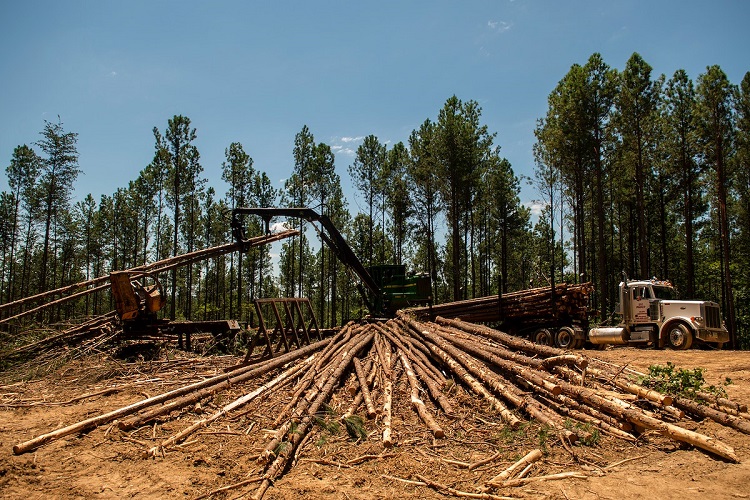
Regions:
[[555, 327, 575, 349], [533, 328, 553, 346], [665, 323, 693, 350]]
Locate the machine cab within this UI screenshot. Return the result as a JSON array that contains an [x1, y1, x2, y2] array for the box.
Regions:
[[619, 278, 675, 326]]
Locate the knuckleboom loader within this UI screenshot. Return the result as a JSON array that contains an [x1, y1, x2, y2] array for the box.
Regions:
[[588, 275, 729, 349], [231, 207, 432, 318]]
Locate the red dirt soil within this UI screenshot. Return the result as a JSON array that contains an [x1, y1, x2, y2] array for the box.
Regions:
[[1, 346, 749, 499]]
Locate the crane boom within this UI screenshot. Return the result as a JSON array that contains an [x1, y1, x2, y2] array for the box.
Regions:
[[231, 207, 381, 313]]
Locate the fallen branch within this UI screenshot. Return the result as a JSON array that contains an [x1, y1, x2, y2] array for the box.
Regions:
[[194, 476, 263, 500], [414, 473, 515, 499], [381, 335, 395, 448], [487, 448, 543, 485], [501, 471, 589, 487]]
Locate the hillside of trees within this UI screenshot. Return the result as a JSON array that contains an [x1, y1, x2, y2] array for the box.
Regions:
[[1, 52, 749, 348]]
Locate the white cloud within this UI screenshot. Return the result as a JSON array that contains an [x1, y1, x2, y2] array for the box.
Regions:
[[332, 144, 356, 156], [328, 135, 392, 159], [270, 221, 288, 232], [108, 71, 118, 78], [525, 201, 545, 218], [488, 20, 512, 33], [340, 136, 365, 143], [330, 135, 367, 157]]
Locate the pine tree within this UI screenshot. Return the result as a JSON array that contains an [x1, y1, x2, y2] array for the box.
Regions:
[[35, 119, 80, 295], [696, 65, 738, 347]]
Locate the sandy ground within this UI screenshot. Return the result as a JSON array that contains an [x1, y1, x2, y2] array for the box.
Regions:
[[1, 346, 750, 500]]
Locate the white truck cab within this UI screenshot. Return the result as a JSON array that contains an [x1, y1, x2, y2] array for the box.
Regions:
[[589, 278, 729, 349]]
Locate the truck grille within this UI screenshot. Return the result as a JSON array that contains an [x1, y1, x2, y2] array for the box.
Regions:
[[702, 303, 721, 329]]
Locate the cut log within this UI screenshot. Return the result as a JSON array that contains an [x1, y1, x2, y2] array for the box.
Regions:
[[381, 335, 395, 447], [149, 355, 313, 456], [398, 349, 444, 438], [13, 336, 331, 454], [353, 357, 377, 419], [673, 396, 750, 435]]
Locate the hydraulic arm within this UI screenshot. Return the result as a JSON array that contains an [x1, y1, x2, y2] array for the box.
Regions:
[[231, 207, 381, 314]]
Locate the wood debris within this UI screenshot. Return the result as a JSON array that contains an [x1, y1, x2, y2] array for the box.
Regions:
[[10, 313, 749, 499]]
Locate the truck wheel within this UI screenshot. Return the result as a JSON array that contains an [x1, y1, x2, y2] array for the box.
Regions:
[[533, 329, 553, 346], [666, 323, 694, 350], [555, 327, 575, 349]]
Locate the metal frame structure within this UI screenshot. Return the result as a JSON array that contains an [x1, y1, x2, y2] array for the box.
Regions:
[[243, 297, 321, 363]]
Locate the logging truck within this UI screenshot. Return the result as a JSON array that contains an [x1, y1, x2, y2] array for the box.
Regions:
[[397, 271, 730, 350], [585, 277, 729, 350], [527, 277, 729, 350]]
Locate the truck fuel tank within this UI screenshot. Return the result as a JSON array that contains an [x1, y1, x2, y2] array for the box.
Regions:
[[588, 326, 628, 345]]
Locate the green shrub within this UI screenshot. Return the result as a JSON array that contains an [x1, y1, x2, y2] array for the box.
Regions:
[[639, 362, 730, 401]]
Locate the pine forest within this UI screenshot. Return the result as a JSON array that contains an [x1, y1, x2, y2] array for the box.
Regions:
[[2, 52, 750, 349]]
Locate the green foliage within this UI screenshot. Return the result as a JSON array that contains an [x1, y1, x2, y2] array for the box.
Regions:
[[313, 410, 341, 435], [273, 441, 291, 457], [313, 408, 357, 448], [289, 421, 299, 436], [564, 419, 601, 446], [343, 415, 368, 441], [536, 424, 551, 453], [639, 362, 730, 400], [495, 422, 529, 444]]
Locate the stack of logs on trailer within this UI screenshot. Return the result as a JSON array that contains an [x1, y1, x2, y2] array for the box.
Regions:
[[409, 283, 593, 347]]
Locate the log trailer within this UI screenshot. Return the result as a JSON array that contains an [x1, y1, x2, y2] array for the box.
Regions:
[[411, 276, 728, 350], [503, 277, 729, 350], [231, 207, 432, 318]]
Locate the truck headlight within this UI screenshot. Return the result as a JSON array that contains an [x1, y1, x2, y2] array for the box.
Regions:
[[691, 316, 703, 324]]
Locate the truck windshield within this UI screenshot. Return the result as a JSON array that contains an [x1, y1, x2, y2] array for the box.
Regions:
[[652, 286, 677, 300]]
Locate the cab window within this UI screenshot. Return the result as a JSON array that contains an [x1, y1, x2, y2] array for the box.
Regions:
[[652, 286, 676, 300]]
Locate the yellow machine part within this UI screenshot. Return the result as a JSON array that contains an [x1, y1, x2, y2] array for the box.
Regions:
[[110, 271, 166, 321], [110, 271, 140, 320], [142, 284, 166, 313]]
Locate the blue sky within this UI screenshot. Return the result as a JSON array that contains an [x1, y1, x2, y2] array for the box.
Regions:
[[1, 1, 748, 218]]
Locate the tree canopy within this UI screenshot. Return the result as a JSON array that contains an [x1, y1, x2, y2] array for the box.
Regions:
[[2, 55, 749, 348]]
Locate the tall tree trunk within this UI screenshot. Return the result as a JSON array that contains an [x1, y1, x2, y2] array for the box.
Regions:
[[717, 147, 737, 347], [684, 148, 695, 297]]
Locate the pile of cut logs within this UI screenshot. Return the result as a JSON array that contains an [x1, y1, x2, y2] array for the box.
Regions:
[[409, 283, 593, 324], [12, 313, 748, 499]]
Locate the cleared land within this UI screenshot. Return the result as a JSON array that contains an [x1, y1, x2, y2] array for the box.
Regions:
[[1, 339, 749, 500]]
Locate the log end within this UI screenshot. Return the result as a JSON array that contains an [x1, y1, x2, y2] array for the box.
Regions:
[[117, 420, 134, 431]]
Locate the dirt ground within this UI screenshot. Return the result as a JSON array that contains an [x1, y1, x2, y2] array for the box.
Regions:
[[1, 345, 750, 500]]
